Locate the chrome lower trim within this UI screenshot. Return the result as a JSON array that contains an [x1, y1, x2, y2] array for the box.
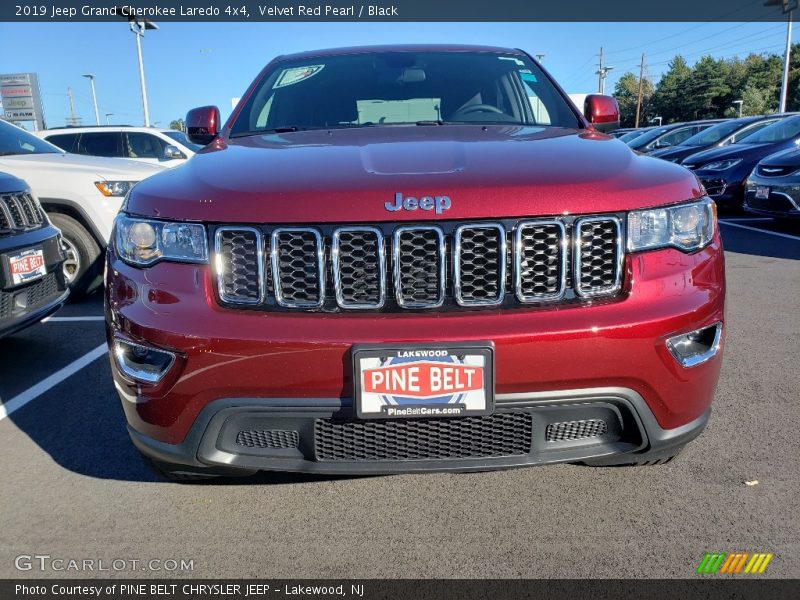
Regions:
[[666, 322, 723, 368]]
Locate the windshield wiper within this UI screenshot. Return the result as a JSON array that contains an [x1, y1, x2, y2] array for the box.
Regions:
[[415, 120, 444, 126]]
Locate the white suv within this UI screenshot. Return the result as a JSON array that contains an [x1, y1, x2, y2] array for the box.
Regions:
[[0, 120, 164, 296], [38, 126, 201, 167]]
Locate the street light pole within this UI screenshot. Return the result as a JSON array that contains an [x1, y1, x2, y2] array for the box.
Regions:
[[118, 8, 159, 128], [733, 100, 744, 117], [779, 10, 793, 112], [82, 74, 100, 125], [105, 112, 113, 125]]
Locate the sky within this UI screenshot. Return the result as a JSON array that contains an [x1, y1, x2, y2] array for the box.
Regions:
[[1, 21, 797, 129]]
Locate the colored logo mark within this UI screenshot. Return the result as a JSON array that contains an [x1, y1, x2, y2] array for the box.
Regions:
[[697, 552, 773, 574]]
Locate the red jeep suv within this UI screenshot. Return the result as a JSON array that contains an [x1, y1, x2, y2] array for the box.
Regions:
[[105, 46, 725, 480]]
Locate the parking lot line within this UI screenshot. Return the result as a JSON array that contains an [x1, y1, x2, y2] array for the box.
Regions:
[[719, 220, 800, 242], [0, 343, 108, 422], [42, 316, 105, 322]]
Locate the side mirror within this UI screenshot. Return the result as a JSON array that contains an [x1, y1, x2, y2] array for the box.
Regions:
[[186, 106, 221, 145], [163, 144, 186, 160], [657, 141, 672, 148], [583, 94, 620, 133]]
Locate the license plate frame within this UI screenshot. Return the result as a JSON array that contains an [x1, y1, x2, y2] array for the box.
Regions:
[[755, 186, 770, 200], [352, 342, 494, 420], [7, 247, 46, 286]]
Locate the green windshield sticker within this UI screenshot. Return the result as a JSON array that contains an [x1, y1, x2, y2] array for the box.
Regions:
[[274, 65, 325, 88], [520, 70, 538, 83]]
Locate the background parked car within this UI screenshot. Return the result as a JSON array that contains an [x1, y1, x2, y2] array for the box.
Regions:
[[0, 172, 68, 337], [617, 127, 652, 143], [682, 114, 800, 208], [38, 126, 201, 167], [610, 127, 641, 138], [649, 115, 785, 163], [0, 119, 164, 296], [743, 147, 800, 220], [626, 119, 726, 154]]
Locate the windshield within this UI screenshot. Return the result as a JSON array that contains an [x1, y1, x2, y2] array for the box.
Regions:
[[737, 116, 800, 144], [164, 130, 202, 151], [627, 126, 671, 148], [230, 51, 582, 135], [681, 120, 749, 146], [0, 120, 62, 156], [619, 129, 647, 142]]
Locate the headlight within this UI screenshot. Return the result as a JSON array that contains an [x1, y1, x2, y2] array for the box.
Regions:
[[114, 215, 208, 266], [698, 159, 741, 171], [628, 198, 716, 252], [95, 181, 138, 197]]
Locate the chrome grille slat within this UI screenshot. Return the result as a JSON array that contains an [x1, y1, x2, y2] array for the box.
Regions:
[[393, 225, 445, 309], [332, 227, 386, 309], [214, 227, 265, 304], [574, 217, 623, 298], [214, 217, 624, 311], [454, 223, 506, 306], [0, 192, 45, 234], [514, 220, 566, 302], [271, 227, 325, 308]]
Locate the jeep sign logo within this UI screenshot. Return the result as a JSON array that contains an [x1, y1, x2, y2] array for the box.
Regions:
[[385, 193, 451, 215]]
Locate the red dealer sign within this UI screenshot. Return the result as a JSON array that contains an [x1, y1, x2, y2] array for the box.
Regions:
[[363, 361, 484, 398]]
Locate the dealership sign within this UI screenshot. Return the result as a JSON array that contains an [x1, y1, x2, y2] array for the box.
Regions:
[[1, 73, 45, 130]]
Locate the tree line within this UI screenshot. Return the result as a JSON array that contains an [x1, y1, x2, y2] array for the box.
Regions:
[[613, 43, 800, 128]]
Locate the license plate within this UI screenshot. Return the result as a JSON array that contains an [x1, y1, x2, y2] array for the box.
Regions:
[[8, 248, 46, 285], [353, 343, 494, 419], [755, 186, 770, 200]]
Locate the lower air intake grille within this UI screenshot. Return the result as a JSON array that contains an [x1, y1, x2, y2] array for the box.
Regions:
[[545, 418, 608, 442], [236, 429, 300, 449], [314, 413, 532, 461]]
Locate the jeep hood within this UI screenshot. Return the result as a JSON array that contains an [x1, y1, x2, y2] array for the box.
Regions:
[[129, 125, 703, 223]]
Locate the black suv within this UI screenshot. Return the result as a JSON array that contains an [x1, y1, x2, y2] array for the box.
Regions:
[[0, 172, 68, 337]]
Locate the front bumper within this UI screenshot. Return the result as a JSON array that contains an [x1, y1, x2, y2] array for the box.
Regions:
[[106, 231, 725, 473], [0, 226, 68, 338], [743, 176, 800, 218], [129, 389, 711, 475]]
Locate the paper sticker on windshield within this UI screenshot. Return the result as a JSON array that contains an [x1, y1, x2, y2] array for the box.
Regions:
[[274, 65, 324, 88], [520, 69, 538, 83]]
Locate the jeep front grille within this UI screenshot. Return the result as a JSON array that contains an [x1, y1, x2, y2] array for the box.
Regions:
[[0, 192, 46, 235], [213, 216, 624, 312]]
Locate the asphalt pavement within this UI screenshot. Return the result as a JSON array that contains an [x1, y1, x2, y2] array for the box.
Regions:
[[0, 216, 798, 579]]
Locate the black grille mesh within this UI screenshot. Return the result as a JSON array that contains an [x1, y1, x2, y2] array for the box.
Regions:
[[545, 419, 608, 442], [576, 219, 620, 293], [746, 194, 797, 214], [335, 229, 382, 306], [457, 226, 503, 304], [236, 429, 300, 449], [395, 228, 443, 306], [314, 413, 533, 461], [274, 230, 323, 306], [517, 222, 564, 299], [217, 229, 261, 303], [0, 272, 60, 320]]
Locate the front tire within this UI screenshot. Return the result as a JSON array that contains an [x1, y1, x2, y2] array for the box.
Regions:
[[48, 213, 102, 298]]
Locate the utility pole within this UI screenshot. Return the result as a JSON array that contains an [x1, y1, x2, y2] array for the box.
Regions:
[[118, 9, 159, 127], [66, 87, 81, 126], [596, 47, 614, 95], [635, 53, 646, 128]]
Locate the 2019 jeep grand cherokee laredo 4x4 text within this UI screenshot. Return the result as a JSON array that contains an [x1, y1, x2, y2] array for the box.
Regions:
[[105, 46, 725, 480]]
